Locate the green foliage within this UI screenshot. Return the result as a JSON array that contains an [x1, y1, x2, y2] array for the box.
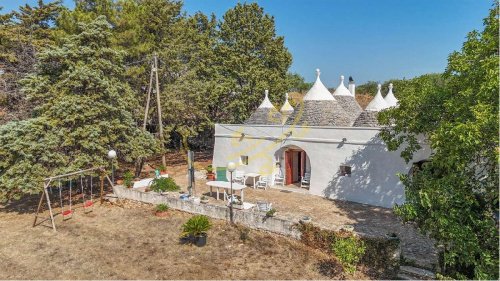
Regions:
[[150, 177, 179, 193], [206, 165, 213, 173], [215, 3, 292, 123], [266, 208, 276, 217], [181, 215, 212, 237], [155, 203, 169, 212], [378, 5, 499, 280], [0, 16, 159, 200], [123, 171, 134, 188], [286, 72, 312, 93], [0, 0, 63, 122], [158, 164, 167, 172], [332, 235, 366, 274]]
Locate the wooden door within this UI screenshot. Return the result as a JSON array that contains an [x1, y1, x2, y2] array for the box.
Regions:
[[285, 151, 293, 185]]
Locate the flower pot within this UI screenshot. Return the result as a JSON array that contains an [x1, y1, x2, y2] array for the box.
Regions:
[[194, 233, 207, 247], [160, 171, 168, 175], [116, 179, 124, 185], [300, 216, 312, 224], [201, 199, 209, 204], [206, 173, 215, 180], [155, 211, 169, 217]]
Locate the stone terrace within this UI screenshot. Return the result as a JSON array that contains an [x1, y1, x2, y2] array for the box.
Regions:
[[191, 181, 438, 270]]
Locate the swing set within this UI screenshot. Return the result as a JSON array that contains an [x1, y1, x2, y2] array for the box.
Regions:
[[33, 167, 114, 231]]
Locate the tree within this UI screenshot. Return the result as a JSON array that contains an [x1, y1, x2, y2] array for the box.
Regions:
[[0, 0, 62, 123], [0, 16, 158, 201], [286, 72, 311, 93], [378, 4, 498, 279], [215, 3, 292, 123]]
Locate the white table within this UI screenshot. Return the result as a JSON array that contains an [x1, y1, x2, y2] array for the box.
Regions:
[[244, 173, 261, 189], [206, 181, 246, 201]]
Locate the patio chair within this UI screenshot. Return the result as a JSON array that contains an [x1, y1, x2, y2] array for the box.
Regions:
[[256, 201, 272, 212], [216, 167, 228, 182], [274, 174, 285, 186], [256, 175, 269, 190], [300, 173, 311, 188], [233, 170, 245, 185]]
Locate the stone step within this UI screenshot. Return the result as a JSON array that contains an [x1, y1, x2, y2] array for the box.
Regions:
[[399, 265, 436, 280]]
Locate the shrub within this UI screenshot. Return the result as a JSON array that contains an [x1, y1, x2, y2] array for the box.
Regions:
[[206, 165, 213, 173], [151, 177, 180, 193], [123, 171, 134, 188], [181, 215, 212, 237], [158, 164, 167, 172], [332, 235, 366, 274], [156, 203, 169, 212], [266, 208, 276, 217]]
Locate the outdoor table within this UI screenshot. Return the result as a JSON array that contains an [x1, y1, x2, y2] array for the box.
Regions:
[[244, 173, 260, 189], [206, 181, 246, 201]]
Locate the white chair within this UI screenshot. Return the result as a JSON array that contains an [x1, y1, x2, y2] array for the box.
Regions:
[[256, 175, 269, 190], [300, 173, 311, 188], [233, 171, 245, 185], [274, 174, 284, 186]]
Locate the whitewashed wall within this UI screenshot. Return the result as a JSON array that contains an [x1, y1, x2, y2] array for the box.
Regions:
[[213, 124, 431, 208]]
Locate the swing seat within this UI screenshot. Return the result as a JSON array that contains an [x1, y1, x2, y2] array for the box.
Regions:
[[84, 200, 93, 208], [62, 210, 73, 216]]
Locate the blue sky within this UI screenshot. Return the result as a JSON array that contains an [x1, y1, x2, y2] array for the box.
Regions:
[[2, 0, 493, 86]]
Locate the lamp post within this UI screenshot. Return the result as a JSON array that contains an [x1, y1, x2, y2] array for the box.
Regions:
[[108, 149, 117, 184], [227, 161, 236, 225]]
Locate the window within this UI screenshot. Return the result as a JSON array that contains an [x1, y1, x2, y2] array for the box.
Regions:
[[339, 165, 352, 177], [240, 155, 248, 165]]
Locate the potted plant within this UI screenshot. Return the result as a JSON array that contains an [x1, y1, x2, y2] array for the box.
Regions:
[[206, 165, 215, 180], [123, 171, 134, 188], [300, 215, 312, 223], [181, 215, 212, 247], [266, 208, 277, 217], [200, 195, 209, 204], [158, 164, 168, 175], [155, 203, 170, 217]]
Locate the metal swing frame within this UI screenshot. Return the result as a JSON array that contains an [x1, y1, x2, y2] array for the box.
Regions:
[[33, 167, 114, 231]]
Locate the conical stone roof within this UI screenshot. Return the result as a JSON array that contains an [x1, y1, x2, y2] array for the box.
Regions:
[[352, 111, 381, 127], [332, 75, 362, 125], [384, 83, 399, 107], [365, 84, 389, 111], [245, 90, 283, 125], [285, 69, 351, 127]]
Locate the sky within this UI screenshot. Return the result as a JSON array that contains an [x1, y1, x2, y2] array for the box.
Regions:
[[1, 0, 493, 86]]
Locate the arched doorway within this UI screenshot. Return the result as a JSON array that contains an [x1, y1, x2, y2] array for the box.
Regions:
[[275, 145, 311, 189]]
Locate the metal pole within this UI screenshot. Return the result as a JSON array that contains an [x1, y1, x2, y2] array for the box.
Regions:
[[229, 171, 234, 225], [110, 159, 114, 184]]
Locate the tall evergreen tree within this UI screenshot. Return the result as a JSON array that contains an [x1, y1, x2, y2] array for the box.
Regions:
[[0, 0, 62, 123], [0, 16, 158, 201], [215, 3, 292, 123]]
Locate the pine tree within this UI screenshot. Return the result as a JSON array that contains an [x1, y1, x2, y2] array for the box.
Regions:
[[215, 3, 292, 123], [0, 16, 158, 200], [0, 0, 62, 123]]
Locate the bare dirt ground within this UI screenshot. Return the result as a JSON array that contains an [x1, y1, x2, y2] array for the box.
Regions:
[[0, 198, 360, 280]]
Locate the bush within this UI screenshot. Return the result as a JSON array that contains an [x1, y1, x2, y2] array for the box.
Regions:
[[123, 171, 134, 188], [151, 177, 180, 193], [266, 208, 276, 217], [181, 215, 212, 237], [332, 235, 366, 274], [158, 164, 167, 172], [155, 203, 169, 212], [206, 165, 213, 173]]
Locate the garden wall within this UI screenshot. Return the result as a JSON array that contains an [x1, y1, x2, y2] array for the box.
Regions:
[[112, 185, 301, 238]]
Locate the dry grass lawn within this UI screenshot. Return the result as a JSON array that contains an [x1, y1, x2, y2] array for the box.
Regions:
[[0, 198, 368, 280]]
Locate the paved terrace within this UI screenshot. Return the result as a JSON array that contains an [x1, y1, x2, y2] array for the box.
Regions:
[[185, 178, 438, 270]]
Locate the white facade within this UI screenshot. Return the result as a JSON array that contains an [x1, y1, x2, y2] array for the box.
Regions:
[[212, 124, 431, 208]]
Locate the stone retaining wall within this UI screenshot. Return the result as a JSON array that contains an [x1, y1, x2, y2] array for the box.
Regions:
[[112, 185, 301, 239]]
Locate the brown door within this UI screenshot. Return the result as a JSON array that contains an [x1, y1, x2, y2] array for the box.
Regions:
[[285, 150, 293, 185], [300, 151, 306, 177]]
